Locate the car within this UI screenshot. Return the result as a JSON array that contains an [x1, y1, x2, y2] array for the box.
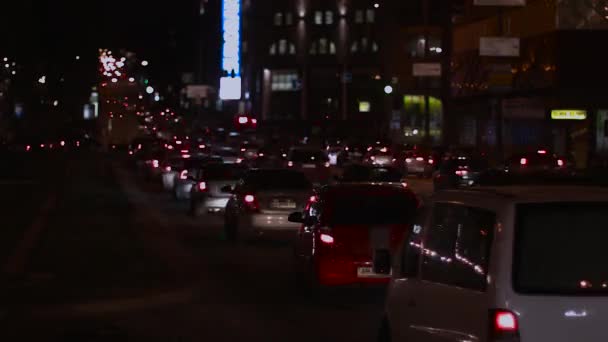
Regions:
[[404, 150, 436, 177], [379, 184, 608, 342], [433, 156, 490, 191], [172, 157, 221, 200], [285, 148, 331, 185], [239, 142, 260, 161], [189, 163, 249, 216], [160, 156, 188, 191], [290, 183, 418, 287], [505, 149, 571, 175], [212, 146, 241, 164], [363, 148, 398, 167], [223, 169, 313, 241], [338, 164, 406, 184]]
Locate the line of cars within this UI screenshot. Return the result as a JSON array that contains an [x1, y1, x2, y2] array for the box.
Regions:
[[134, 138, 605, 342]]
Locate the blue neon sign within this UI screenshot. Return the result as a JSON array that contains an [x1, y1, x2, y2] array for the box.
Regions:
[[220, 0, 241, 99]]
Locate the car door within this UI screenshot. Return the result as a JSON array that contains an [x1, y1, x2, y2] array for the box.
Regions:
[[413, 203, 495, 342], [386, 206, 428, 341]]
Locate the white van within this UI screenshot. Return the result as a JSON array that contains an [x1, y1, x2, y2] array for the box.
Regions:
[[378, 186, 608, 342]]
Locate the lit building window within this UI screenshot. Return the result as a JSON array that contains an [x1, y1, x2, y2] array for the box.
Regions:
[[270, 39, 296, 56], [310, 38, 336, 55], [350, 37, 379, 54], [274, 13, 283, 26], [366, 9, 375, 23], [314, 11, 323, 25], [271, 70, 300, 92], [325, 11, 334, 25]]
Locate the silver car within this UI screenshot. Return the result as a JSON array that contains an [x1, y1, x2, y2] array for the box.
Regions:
[[223, 169, 313, 241], [189, 163, 248, 216]]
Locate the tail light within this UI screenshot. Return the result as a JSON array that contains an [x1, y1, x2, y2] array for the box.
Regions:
[[152, 160, 159, 168], [164, 166, 172, 172], [416, 157, 424, 161], [405, 158, 413, 163], [537, 149, 547, 154], [60, 140, 65, 147], [557, 159, 564, 167], [240, 148, 246, 152], [26, 145, 31, 151], [370, 156, 376, 161], [243, 194, 260, 211], [324, 162, 330, 168], [288, 161, 294, 167], [258, 153, 265, 157], [236, 158, 243, 164], [180, 149, 189, 153], [179, 170, 188, 180], [428, 159, 434, 164], [455, 170, 468, 176], [520, 158, 527, 166], [320, 233, 334, 245], [489, 309, 520, 341], [197, 181, 207, 191], [199, 144, 206, 149]]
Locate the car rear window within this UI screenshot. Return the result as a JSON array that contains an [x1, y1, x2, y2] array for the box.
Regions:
[[289, 150, 327, 162], [342, 166, 403, 182], [513, 202, 608, 295], [328, 193, 417, 225], [247, 170, 312, 191], [202, 164, 247, 180]]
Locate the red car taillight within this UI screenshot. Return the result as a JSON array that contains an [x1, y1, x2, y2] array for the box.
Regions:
[[197, 181, 207, 191], [152, 159, 159, 168], [557, 159, 564, 167], [179, 170, 188, 180], [319, 233, 334, 245], [243, 194, 260, 211], [489, 309, 520, 342]]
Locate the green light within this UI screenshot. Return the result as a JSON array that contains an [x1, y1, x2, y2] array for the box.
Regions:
[[144, 79, 149, 85]]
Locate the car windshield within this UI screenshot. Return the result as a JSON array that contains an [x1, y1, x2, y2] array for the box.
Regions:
[[289, 150, 327, 162], [514, 202, 608, 295], [329, 192, 417, 225], [247, 170, 312, 191]]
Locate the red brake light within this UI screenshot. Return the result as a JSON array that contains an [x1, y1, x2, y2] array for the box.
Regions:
[[309, 195, 317, 203], [236, 158, 243, 164], [152, 160, 159, 168], [489, 309, 519, 341], [180, 170, 188, 180], [428, 159, 434, 164], [198, 181, 207, 191], [164, 166, 172, 172], [416, 157, 424, 161], [455, 170, 468, 176], [238, 116, 249, 124], [557, 159, 564, 167], [537, 149, 547, 154], [240, 148, 246, 152], [244, 195, 255, 203], [243, 194, 259, 211], [287, 161, 294, 167], [320, 233, 334, 245], [520, 158, 527, 166]]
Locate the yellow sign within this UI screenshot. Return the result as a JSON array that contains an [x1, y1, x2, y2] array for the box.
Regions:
[[359, 101, 371, 113], [551, 109, 587, 120]]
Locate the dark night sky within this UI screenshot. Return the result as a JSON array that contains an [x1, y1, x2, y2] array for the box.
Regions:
[[1, 0, 200, 77]]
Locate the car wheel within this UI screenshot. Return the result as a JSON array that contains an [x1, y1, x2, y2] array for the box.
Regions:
[[377, 317, 391, 342]]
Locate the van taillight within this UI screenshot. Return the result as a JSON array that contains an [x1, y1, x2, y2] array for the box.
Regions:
[[320, 233, 334, 245], [198, 181, 207, 191], [179, 170, 188, 180], [489, 309, 520, 341]]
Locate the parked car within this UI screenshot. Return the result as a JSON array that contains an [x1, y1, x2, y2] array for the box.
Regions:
[[379, 184, 608, 342], [189, 163, 248, 216], [433, 156, 490, 191], [290, 183, 418, 287], [223, 169, 313, 241], [505, 149, 572, 175]]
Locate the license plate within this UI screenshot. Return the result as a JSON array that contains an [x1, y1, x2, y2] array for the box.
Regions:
[[270, 199, 296, 209], [357, 267, 391, 278], [302, 164, 316, 168]]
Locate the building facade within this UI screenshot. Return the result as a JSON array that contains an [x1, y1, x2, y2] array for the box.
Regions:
[[450, 0, 608, 167], [239, 0, 450, 143]]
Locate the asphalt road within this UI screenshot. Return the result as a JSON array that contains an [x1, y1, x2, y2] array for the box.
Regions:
[[0, 154, 433, 341]]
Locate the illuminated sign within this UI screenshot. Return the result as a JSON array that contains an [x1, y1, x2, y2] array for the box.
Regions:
[[551, 109, 587, 120], [220, 0, 241, 100], [359, 101, 371, 112]]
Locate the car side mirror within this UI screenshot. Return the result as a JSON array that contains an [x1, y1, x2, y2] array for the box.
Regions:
[[288, 212, 304, 223], [373, 249, 392, 275], [220, 185, 233, 194]]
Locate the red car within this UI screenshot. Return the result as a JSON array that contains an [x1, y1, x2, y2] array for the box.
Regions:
[[290, 183, 419, 287]]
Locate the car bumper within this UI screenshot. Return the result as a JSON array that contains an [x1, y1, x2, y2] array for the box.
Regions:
[[247, 213, 301, 231], [203, 197, 230, 211], [317, 259, 391, 286]]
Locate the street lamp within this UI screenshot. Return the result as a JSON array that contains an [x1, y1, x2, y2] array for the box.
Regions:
[[384, 85, 394, 94], [141, 60, 149, 66]]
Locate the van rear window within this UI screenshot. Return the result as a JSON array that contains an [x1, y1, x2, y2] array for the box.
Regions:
[[513, 202, 608, 295]]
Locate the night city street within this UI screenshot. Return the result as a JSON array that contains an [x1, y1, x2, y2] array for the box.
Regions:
[[4, 1, 608, 341]]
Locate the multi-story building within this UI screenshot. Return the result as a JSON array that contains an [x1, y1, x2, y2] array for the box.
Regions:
[[450, 0, 608, 167], [239, 0, 450, 143]]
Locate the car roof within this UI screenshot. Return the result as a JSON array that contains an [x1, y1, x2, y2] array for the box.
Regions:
[[436, 185, 608, 204]]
